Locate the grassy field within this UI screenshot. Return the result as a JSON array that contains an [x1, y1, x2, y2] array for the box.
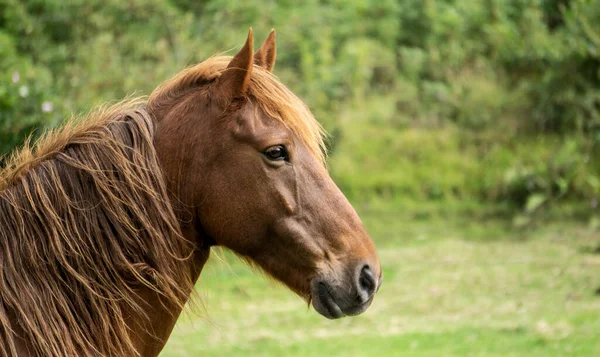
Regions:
[[161, 203, 600, 357]]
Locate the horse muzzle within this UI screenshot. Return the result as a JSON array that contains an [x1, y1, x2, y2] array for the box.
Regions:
[[310, 263, 382, 319]]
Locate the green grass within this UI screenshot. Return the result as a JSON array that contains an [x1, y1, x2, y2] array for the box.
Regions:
[[161, 203, 600, 357]]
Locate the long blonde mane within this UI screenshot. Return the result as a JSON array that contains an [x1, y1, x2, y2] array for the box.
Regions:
[[0, 101, 193, 356]]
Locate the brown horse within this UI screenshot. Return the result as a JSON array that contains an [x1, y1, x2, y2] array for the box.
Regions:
[[0, 29, 381, 357]]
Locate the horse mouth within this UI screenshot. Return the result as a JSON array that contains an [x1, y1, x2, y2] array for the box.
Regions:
[[311, 281, 374, 319], [313, 282, 344, 319]]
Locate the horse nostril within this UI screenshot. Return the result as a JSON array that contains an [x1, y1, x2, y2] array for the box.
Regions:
[[358, 264, 377, 298]]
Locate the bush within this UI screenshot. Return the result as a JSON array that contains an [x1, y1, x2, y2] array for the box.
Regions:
[[0, 30, 60, 163], [0, 0, 598, 218]]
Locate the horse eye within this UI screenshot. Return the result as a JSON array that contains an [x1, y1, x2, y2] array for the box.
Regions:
[[264, 145, 288, 161]]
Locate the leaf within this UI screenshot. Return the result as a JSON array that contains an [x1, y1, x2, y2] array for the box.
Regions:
[[586, 175, 600, 192], [512, 214, 530, 228], [525, 193, 547, 214]]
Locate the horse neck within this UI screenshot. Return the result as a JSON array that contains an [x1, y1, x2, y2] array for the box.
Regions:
[[129, 144, 212, 356], [106, 109, 212, 356]]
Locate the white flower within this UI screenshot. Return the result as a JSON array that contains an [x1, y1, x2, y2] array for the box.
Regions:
[[42, 101, 54, 113], [12, 72, 20, 83], [19, 85, 29, 97]]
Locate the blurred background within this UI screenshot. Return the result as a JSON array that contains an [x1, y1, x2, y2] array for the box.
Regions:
[[1, 0, 599, 356]]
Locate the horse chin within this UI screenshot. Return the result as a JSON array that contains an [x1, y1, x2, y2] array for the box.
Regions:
[[309, 279, 373, 320], [311, 281, 345, 319]]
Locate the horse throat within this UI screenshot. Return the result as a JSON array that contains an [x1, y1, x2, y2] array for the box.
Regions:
[[126, 242, 210, 357]]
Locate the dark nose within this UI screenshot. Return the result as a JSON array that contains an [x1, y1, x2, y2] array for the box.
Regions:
[[357, 264, 377, 302]]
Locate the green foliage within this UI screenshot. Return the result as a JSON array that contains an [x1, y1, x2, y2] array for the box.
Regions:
[[0, 28, 60, 162], [0, 0, 599, 218]]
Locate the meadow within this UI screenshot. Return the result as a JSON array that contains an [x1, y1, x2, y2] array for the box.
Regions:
[[161, 203, 600, 357]]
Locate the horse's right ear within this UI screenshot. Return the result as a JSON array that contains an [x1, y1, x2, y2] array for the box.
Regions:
[[218, 28, 254, 102]]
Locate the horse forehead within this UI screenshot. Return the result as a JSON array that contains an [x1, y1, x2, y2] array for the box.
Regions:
[[230, 102, 291, 141]]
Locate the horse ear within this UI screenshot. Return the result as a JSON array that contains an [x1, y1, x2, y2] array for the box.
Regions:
[[254, 29, 276, 72], [219, 28, 254, 101]]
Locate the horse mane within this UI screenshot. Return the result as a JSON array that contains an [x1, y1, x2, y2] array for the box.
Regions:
[[0, 100, 193, 356], [147, 56, 328, 165]]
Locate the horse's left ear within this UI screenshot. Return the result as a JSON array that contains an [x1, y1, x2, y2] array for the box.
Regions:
[[254, 29, 276, 72], [218, 28, 254, 101]]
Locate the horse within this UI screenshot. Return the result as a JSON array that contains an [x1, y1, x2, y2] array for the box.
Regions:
[[0, 29, 381, 357]]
